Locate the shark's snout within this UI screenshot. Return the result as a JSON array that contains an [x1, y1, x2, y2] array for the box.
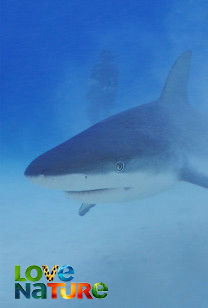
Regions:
[[24, 142, 78, 178], [24, 147, 58, 178], [24, 160, 47, 177], [24, 142, 103, 191]]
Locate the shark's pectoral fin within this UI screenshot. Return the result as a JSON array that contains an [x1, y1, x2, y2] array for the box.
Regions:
[[79, 203, 96, 216], [180, 167, 208, 189]]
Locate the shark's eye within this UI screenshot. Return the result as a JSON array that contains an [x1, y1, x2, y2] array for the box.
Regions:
[[115, 161, 124, 172]]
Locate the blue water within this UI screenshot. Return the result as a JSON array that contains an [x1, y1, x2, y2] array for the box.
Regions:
[[1, 1, 208, 307]]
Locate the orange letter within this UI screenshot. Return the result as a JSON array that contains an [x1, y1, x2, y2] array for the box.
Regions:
[[60, 283, 76, 299], [77, 283, 93, 299], [47, 283, 65, 299], [42, 265, 59, 281]]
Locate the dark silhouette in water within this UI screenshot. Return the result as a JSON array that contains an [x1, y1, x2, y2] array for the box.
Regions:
[[87, 50, 118, 122]]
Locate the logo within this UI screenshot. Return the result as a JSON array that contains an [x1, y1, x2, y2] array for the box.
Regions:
[[15, 265, 108, 300]]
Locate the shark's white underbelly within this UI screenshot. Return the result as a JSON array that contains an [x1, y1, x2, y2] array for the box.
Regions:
[[29, 170, 178, 204], [67, 173, 178, 203]]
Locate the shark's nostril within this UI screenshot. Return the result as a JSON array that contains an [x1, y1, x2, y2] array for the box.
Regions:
[[40, 168, 47, 175]]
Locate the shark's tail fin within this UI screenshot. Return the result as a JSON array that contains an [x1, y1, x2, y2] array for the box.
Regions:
[[159, 50, 192, 108]]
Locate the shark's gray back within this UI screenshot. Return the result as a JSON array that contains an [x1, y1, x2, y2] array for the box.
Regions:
[[32, 101, 180, 176], [26, 51, 208, 180]]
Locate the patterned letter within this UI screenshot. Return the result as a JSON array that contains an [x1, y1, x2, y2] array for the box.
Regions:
[[15, 265, 26, 281], [92, 282, 108, 298], [25, 265, 42, 282], [77, 283, 93, 299], [47, 283, 65, 299], [32, 283, 47, 299], [60, 283, 76, 299], [58, 265, 74, 282], [15, 283, 30, 299], [42, 265, 59, 281]]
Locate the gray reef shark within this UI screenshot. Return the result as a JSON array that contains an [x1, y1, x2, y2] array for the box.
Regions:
[[25, 51, 208, 215]]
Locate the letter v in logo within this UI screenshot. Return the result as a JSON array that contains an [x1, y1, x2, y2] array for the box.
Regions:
[[42, 265, 59, 282]]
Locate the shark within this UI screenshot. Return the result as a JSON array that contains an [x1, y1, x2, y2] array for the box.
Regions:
[[24, 51, 208, 215]]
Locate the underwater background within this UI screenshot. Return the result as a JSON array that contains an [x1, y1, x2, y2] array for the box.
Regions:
[[1, 0, 208, 307]]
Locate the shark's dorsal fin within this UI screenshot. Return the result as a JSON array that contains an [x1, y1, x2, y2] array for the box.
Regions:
[[159, 50, 192, 107]]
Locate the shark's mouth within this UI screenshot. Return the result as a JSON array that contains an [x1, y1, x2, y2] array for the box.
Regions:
[[66, 187, 132, 195]]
